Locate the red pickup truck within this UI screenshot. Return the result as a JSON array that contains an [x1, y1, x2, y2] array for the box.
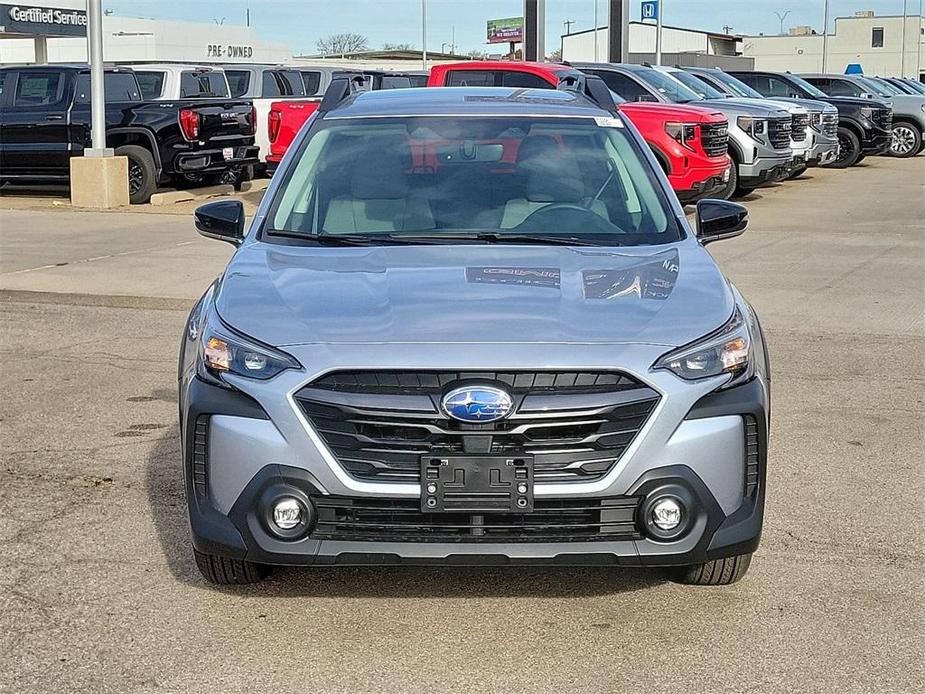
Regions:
[[428, 62, 731, 203], [267, 99, 321, 174]]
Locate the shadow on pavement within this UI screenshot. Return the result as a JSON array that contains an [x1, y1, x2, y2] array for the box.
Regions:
[[146, 428, 667, 598]]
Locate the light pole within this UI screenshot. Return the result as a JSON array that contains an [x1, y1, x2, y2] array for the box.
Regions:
[[655, 0, 663, 66], [821, 0, 829, 72], [774, 10, 791, 36], [421, 0, 427, 70], [900, 0, 908, 77], [593, 0, 599, 62], [87, 0, 108, 155]]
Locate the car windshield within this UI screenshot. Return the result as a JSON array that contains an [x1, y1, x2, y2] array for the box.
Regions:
[[901, 79, 925, 95], [265, 116, 682, 247], [788, 75, 829, 99], [663, 69, 727, 100], [707, 71, 766, 99], [634, 68, 703, 103], [857, 76, 896, 97]]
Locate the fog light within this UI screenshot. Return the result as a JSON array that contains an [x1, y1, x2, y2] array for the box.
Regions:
[[272, 497, 303, 530], [651, 497, 682, 531]]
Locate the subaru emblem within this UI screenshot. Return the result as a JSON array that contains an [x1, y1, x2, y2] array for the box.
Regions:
[[441, 386, 513, 423]]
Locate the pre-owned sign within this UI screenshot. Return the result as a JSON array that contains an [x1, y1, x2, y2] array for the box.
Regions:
[[206, 44, 254, 59], [0, 3, 88, 36]]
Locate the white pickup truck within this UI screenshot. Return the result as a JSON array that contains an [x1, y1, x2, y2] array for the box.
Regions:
[[121, 64, 233, 101], [220, 64, 315, 168]]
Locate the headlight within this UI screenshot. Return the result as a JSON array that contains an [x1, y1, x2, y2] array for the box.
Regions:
[[653, 309, 752, 386], [197, 312, 300, 384], [859, 107, 874, 120], [665, 122, 698, 150], [736, 116, 766, 141], [920, 104, 925, 114]]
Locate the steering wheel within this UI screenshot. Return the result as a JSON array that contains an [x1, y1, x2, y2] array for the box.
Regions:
[[513, 203, 625, 235]]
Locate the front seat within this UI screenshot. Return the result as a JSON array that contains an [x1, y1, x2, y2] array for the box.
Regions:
[[323, 137, 435, 234], [500, 135, 609, 229]]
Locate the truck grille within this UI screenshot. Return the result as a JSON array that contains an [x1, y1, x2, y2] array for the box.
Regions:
[[791, 113, 810, 142], [700, 121, 729, 157], [822, 113, 838, 138], [768, 117, 792, 150], [296, 370, 660, 484], [872, 108, 892, 130], [311, 496, 642, 543]]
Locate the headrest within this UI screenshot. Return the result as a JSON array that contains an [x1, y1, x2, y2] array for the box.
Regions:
[[350, 136, 411, 199], [517, 135, 584, 203]]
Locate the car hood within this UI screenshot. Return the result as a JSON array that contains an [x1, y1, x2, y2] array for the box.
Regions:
[[768, 97, 833, 114], [619, 101, 725, 122], [215, 241, 735, 347], [823, 95, 891, 109], [886, 94, 925, 117], [699, 97, 790, 118]]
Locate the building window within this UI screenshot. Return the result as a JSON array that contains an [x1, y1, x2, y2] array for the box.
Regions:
[[871, 27, 884, 48]]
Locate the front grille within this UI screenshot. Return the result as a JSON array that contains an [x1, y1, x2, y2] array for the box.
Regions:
[[297, 370, 660, 484], [768, 117, 792, 150], [822, 113, 838, 138], [311, 496, 642, 542], [791, 113, 810, 142], [811, 112, 822, 127], [192, 416, 209, 497], [700, 121, 729, 157], [873, 108, 892, 130], [744, 415, 759, 497]]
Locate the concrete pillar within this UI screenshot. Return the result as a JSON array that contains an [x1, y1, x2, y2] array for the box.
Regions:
[[524, 0, 546, 62], [69, 156, 130, 208], [608, 0, 630, 63], [34, 35, 48, 64]]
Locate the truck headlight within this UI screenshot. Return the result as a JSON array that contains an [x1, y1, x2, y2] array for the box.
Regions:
[[736, 116, 767, 142], [859, 107, 874, 120], [197, 312, 300, 384], [653, 309, 752, 386], [665, 122, 698, 151]]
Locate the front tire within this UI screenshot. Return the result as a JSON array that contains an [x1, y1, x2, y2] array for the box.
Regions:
[[827, 127, 861, 168], [889, 122, 922, 158], [669, 553, 752, 586], [193, 549, 271, 585], [115, 144, 157, 204]]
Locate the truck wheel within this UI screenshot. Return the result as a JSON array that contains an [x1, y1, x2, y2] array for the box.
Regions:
[[668, 553, 752, 586], [889, 122, 922, 158], [115, 145, 157, 204], [828, 127, 861, 168], [193, 549, 270, 585]]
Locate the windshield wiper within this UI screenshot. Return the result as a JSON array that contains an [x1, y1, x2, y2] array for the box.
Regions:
[[400, 232, 603, 247], [265, 230, 440, 246]]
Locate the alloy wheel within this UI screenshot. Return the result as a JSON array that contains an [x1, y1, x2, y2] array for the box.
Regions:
[[128, 161, 143, 195], [891, 125, 917, 156]]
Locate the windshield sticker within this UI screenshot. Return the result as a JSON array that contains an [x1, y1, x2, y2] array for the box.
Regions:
[[594, 116, 624, 128]]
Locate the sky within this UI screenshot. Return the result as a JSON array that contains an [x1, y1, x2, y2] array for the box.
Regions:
[[105, 0, 923, 56]]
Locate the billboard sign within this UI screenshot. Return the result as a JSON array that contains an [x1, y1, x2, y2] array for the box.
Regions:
[[487, 16, 524, 44]]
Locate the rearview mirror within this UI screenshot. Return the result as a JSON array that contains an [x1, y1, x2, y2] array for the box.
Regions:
[[195, 200, 245, 246], [695, 199, 748, 245]]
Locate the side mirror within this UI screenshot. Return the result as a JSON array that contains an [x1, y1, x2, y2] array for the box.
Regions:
[[695, 199, 748, 245], [194, 200, 245, 246]]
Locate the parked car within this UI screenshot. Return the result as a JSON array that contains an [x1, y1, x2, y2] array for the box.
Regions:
[[799, 73, 925, 157], [429, 61, 732, 203], [575, 63, 792, 198], [884, 77, 925, 96], [221, 64, 311, 167], [266, 72, 412, 175], [728, 70, 893, 167], [0, 64, 258, 203], [180, 76, 769, 586], [683, 66, 839, 169], [121, 64, 231, 101]]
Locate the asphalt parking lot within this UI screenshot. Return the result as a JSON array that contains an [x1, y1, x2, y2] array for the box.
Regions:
[[1, 157, 923, 692]]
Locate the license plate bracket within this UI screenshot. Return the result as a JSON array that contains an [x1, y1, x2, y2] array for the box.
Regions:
[[421, 455, 534, 513], [222, 147, 234, 161]]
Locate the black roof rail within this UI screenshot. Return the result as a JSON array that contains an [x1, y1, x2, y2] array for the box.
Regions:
[[317, 71, 413, 114], [642, 61, 653, 67], [557, 73, 620, 114]]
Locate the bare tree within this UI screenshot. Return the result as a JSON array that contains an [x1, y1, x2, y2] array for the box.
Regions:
[[316, 33, 369, 56], [467, 49, 489, 59], [382, 42, 415, 51], [546, 48, 563, 62]]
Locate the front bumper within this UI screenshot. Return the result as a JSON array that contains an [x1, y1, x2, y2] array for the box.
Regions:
[[862, 129, 892, 155], [182, 368, 768, 568], [674, 165, 730, 204], [739, 155, 793, 188], [173, 145, 260, 174]]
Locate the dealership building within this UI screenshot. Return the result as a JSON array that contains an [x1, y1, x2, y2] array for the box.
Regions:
[[742, 12, 925, 79], [0, 1, 292, 64]]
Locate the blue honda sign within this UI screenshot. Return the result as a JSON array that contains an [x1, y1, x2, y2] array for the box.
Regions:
[[641, 0, 659, 21]]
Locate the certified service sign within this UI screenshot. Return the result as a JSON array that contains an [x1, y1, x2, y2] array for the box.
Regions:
[[1, 4, 88, 37]]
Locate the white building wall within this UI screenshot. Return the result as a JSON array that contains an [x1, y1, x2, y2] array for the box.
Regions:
[[0, 15, 292, 65], [743, 15, 925, 77], [561, 23, 739, 61]]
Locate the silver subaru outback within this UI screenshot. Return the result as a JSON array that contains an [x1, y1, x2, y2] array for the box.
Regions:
[[179, 79, 770, 586]]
